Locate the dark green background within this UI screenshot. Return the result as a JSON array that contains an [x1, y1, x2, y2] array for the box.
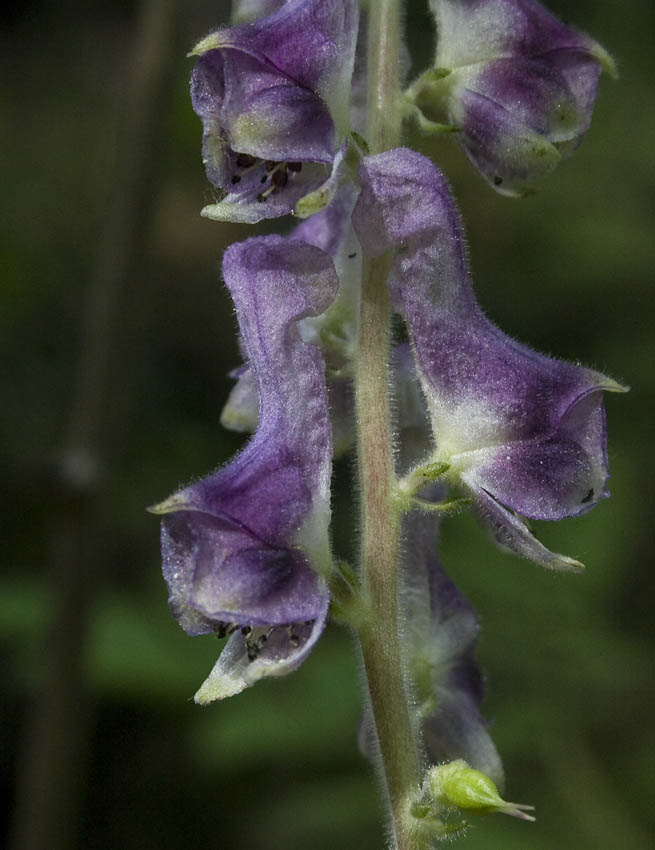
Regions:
[[2, 1, 653, 848]]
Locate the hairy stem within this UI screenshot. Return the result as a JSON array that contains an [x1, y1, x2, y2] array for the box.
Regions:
[[356, 2, 423, 848]]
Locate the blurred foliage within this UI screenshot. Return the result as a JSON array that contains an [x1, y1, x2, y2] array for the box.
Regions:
[[2, 1, 654, 849]]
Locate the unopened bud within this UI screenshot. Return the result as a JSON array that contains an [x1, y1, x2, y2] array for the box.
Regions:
[[429, 760, 535, 821]]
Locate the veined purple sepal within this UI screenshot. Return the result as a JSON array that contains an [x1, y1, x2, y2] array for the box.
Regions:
[[154, 236, 338, 702], [403, 505, 504, 785], [190, 0, 358, 220], [353, 149, 626, 570], [423, 0, 615, 194]]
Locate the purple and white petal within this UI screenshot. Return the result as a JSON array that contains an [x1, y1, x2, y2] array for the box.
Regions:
[[156, 237, 338, 699], [426, 0, 614, 193], [353, 148, 624, 569], [190, 0, 359, 218]]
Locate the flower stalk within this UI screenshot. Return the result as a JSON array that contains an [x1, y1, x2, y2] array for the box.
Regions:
[[355, 1, 423, 847]]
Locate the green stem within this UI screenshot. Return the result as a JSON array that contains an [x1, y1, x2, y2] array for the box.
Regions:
[[355, 2, 423, 847]]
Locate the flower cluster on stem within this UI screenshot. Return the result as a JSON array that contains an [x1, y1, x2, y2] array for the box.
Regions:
[[154, 1, 621, 847]]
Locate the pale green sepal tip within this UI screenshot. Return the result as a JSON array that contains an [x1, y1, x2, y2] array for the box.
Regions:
[[599, 376, 630, 394], [592, 43, 618, 79], [147, 494, 192, 515], [201, 202, 264, 224], [429, 760, 535, 822], [194, 667, 247, 705], [550, 552, 585, 573], [430, 67, 451, 80], [188, 31, 227, 58]]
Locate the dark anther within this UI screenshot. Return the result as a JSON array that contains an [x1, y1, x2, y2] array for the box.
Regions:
[[241, 625, 252, 636], [272, 170, 289, 189], [236, 153, 257, 168], [289, 634, 300, 648], [247, 644, 260, 661], [581, 488, 594, 504], [287, 162, 302, 173], [348, 252, 357, 259], [493, 176, 503, 186], [260, 174, 268, 184], [213, 621, 230, 639], [256, 193, 267, 203], [231, 175, 241, 185], [304, 620, 314, 626]]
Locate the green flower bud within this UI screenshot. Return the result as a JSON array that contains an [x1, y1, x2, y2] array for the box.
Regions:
[[429, 760, 535, 821]]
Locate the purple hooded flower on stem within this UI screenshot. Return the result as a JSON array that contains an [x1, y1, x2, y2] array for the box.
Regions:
[[151, 236, 338, 703], [190, 0, 359, 222], [409, 0, 616, 195], [353, 148, 626, 571]]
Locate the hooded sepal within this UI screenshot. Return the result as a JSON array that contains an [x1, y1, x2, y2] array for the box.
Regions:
[[190, 0, 359, 219], [353, 148, 625, 570], [419, 0, 615, 194], [158, 236, 338, 701], [221, 186, 361, 455]]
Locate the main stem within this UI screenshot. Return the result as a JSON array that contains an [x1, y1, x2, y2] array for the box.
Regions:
[[356, 2, 422, 848]]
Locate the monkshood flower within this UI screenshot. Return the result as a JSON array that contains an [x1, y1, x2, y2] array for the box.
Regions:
[[353, 148, 626, 570], [221, 186, 361, 457], [409, 0, 615, 195], [151, 236, 338, 703], [190, 0, 358, 222], [402, 503, 504, 786]]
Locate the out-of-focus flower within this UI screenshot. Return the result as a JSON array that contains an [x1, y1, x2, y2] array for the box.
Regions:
[[152, 237, 338, 703], [353, 148, 626, 570], [411, 0, 615, 195], [190, 0, 358, 222], [402, 504, 504, 785]]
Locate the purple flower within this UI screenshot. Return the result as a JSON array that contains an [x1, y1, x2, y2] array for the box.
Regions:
[[152, 236, 338, 702], [221, 187, 361, 456], [353, 148, 625, 570], [402, 504, 503, 785], [421, 0, 615, 194], [190, 0, 359, 222]]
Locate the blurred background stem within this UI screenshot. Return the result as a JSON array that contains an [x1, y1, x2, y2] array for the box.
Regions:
[[9, 2, 178, 848]]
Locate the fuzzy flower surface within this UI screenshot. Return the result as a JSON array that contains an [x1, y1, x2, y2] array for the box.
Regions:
[[190, 0, 358, 222], [221, 186, 361, 456], [153, 236, 338, 703], [419, 0, 615, 195], [353, 148, 625, 571]]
